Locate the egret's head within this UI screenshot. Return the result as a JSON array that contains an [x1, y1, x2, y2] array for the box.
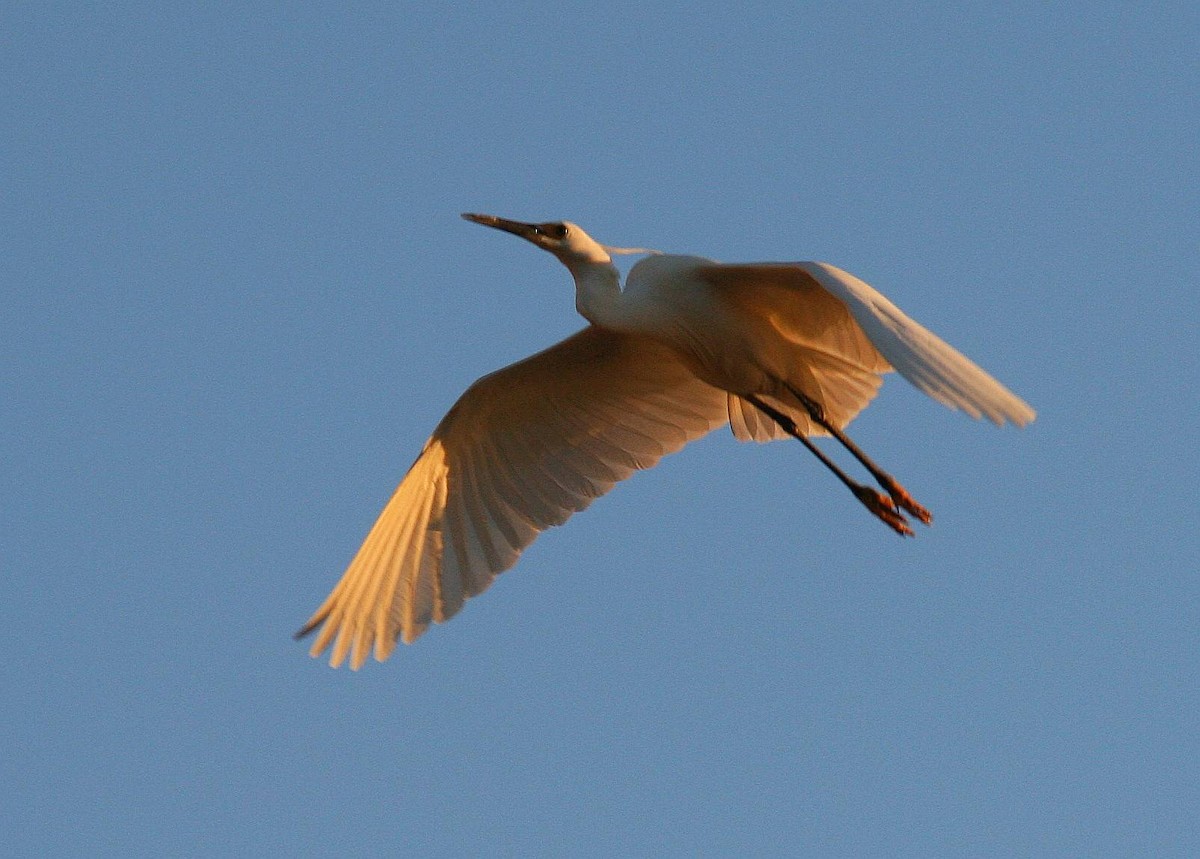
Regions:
[[461, 213, 612, 267]]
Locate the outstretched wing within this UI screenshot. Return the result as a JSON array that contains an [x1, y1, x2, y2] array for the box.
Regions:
[[699, 262, 1035, 429], [798, 262, 1036, 426], [297, 326, 729, 668]]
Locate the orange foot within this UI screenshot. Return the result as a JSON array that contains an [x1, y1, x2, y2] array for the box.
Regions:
[[879, 478, 932, 526], [853, 486, 915, 537]]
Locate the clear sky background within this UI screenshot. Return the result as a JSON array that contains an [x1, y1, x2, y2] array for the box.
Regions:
[[5, 3, 1197, 856]]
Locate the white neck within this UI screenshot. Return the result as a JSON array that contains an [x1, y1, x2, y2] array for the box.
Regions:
[[568, 259, 632, 329]]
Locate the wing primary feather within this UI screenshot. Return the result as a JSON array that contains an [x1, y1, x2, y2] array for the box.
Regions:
[[425, 476, 462, 627], [800, 262, 1035, 426], [299, 327, 730, 662], [373, 476, 437, 662], [350, 492, 425, 669], [370, 468, 440, 665], [336, 495, 413, 668], [312, 513, 395, 666], [372, 454, 440, 655]]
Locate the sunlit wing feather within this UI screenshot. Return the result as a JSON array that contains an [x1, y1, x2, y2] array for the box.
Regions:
[[700, 262, 1035, 428], [799, 262, 1036, 425], [695, 263, 892, 440], [297, 326, 729, 667]]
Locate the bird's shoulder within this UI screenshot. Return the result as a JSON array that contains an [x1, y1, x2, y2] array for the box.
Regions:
[[626, 254, 717, 290], [627, 256, 840, 293]]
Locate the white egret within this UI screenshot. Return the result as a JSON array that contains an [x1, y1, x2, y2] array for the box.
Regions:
[[297, 214, 1035, 668]]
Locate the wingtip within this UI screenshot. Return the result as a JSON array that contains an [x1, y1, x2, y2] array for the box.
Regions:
[[998, 401, 1037, 428], [292, 618, 320, 642]]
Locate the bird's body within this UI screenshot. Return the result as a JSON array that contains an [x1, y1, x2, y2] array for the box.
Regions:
[[297, 215, 1035, 668], [619, 254, 893, 437]]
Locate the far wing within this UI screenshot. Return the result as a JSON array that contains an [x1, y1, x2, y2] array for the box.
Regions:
[[297, 326, 728, 668], [701, 262, 1035, 427], [799, 262, 1035, 426]]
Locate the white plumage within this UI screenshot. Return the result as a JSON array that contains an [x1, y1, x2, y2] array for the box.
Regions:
[[297, 215, 1034, 668]]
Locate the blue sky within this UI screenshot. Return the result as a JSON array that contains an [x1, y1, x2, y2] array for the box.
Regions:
[[4, 3, 1197, 855]]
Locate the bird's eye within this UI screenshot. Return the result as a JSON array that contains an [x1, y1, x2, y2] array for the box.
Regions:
[[543, 223, 568, 240]]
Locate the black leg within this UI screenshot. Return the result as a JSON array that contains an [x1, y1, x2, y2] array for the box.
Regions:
[[783, 386, 932, 525], [746, 395, 915, 537]]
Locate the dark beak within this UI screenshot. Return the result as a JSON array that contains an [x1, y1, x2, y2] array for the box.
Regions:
[[461, 213, 540, 241]]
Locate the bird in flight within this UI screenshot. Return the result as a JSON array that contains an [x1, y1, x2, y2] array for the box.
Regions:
[[297, 214, 1035, 668]]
